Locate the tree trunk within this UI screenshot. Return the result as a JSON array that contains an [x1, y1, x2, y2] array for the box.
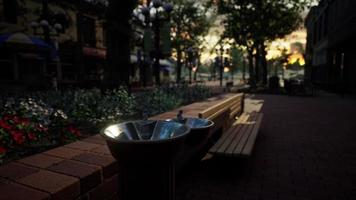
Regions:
[[242, 58, 246, 81], [247, 48, 255, 86], [153, 17, 161, 86], [175, 24, 182, 84], [105, 0, 137, 89], [260, 42, 268, 85], [193, 58, 200, 82], [176, 47, 182, 83], [254, 43, 260, 84]]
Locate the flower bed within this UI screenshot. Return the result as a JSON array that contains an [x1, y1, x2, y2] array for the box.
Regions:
[[0, 84, 212, 165], [0, 100, 81, 164]]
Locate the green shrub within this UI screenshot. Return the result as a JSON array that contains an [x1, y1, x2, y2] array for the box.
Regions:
[[0, 84, 213, 163], [133, 88, 183, 117]]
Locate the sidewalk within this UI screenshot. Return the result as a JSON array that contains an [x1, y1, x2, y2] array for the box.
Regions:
[[176, 94, 356, 200]]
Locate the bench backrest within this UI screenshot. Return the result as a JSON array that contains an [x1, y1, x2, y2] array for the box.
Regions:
[[198, 93, 244, 120], [228, 93, 244, 120]]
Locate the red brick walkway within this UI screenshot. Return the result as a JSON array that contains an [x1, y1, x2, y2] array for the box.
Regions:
[[176, 94, 356, 200]]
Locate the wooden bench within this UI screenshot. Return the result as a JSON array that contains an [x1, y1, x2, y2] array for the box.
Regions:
[[209, 112, 263, 157], [198, 93, 245, 134], [198, 93, 263, 157]]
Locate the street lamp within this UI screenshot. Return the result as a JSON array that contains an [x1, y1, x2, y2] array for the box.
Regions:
[[186, 47, 195, 84], [215, 44, 224, 86], [30, 0, 67, 43], [30, 18, 66, 41], [137, 0, 173, 86], [29, 0, 68, 84], [215, 42, 231, 86]]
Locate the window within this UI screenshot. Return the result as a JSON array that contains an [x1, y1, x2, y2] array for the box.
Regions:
[[324, 10, 328, 36], [3, 0, 18, 23], [78, 15, 96, 47], [102, 26, 106, 47]]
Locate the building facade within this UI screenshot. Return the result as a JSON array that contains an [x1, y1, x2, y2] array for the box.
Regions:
[[305, 0, 356, 93], [0, 0, 106, 89]]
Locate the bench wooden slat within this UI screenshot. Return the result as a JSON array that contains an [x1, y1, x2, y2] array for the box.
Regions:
[[209, 112, 263, 157], [232, 113, 259, 155], [210, 109, 230, 135], [210, 114, 249, 154], [230, 101, 241, 113], [230, 103, 242, 119], [206, 106, 229, 121], [218, 114, 249, 154], [199, 101, 229, 119], [199, 94, 243, 119], [241, 113, 263, 156], [224, 114, 257, 155], [218, 123, 247, 155], [215, 113, 248, 153], [229, 97, 243, 119], [213, 125, 242, 154]]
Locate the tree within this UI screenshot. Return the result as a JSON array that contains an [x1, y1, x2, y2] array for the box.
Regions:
[[216, 0, 312, 85], [230, 47, 244, 77], [170, 0, 212, 83], [105, 0, 138, 88]]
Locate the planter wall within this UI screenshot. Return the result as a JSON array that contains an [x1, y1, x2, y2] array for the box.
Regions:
[[0, 135, 119, 200]]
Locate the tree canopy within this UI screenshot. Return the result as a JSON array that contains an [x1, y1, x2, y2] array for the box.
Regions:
[[169, 0, 214, 83], [215, 0, 312, 85]]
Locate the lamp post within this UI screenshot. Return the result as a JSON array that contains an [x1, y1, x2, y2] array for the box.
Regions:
[[215, 44, 224, 86], [30, 0, 65, 43], [30, 0, 67, 86], [138, 0, 173, 86], [215, 42, 231, 86]]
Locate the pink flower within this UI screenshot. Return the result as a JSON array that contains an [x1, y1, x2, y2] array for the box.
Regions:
[[3, 115, 13, 121], [27, 132, 37, 141], [68, 127, 81, 137], [10, 130, 26, 145], [0, 146, 6, 154], [36, 125, 48, 133], [12, 116, 21, 124], [20, 118, 30, 126], [0, 119, 12, 130]]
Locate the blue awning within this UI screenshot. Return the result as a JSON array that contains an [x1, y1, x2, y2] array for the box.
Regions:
[[0, 32, 51, 49]]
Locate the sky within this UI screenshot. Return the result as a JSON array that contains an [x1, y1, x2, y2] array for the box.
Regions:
[[266, 29, 306, 65], [200, 24, 307, 66], [198, 4, 315, 66]]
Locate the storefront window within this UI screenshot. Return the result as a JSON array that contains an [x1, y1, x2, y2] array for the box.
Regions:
[[3, 0, 18, 23]]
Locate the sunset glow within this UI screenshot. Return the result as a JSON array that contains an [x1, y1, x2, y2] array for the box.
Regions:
[[266, 29, 306, 61]]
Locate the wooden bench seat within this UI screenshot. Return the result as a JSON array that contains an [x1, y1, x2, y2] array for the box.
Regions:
[[197, 93, 263, 157], [209, 112, 263, 157]]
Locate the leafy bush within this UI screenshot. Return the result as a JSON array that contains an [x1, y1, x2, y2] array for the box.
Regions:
[[0, 98, 81, 164], [134, 88, 183, 117], [94, 89, 135, 125], [133, 84, 211, 117], [0, 84, 212, 163]]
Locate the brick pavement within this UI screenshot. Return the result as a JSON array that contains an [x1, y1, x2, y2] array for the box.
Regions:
[[176, 94, 356, 200]]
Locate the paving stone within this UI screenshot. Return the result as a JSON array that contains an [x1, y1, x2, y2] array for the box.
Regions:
[[65, 141, 102, 151], [0, 182, 50, 200], [72, 152, 118, 178], [17, 153, 63, 168], [48, 160, 102, 194], [89, 145, 112, 156], [0, 162, 38, 180], [175, 95, 356, 200], [17, 170, 80, 200], [82, 135, 107, 145], [87, 174, 118, 200], [44, 146, 84, 159]]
